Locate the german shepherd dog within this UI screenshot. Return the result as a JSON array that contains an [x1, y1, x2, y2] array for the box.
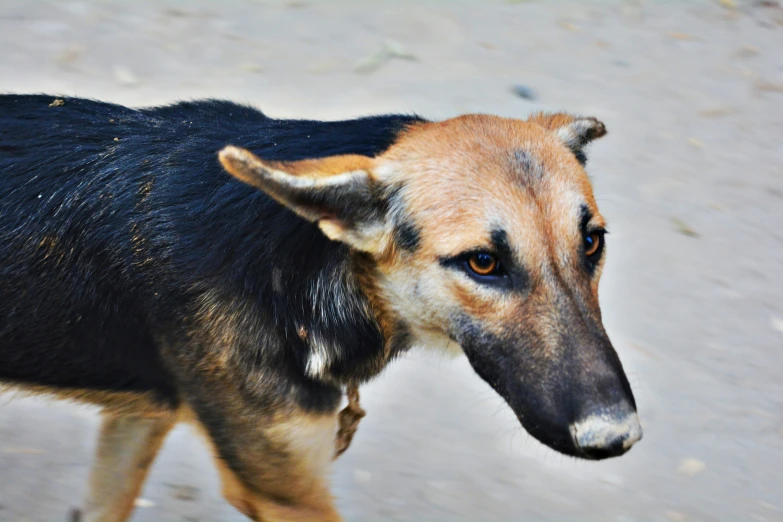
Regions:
[[0, 95, 641, 521]]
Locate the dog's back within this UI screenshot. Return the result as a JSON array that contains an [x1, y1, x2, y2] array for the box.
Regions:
[[0, 95, 420, 403], [0, 96, 175, 398]]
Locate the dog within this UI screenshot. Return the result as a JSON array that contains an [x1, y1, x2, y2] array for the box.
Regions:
[[0, 95, 642, 521]]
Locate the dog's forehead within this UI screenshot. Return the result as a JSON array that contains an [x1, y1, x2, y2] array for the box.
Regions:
[[380, 115, 599, 255]]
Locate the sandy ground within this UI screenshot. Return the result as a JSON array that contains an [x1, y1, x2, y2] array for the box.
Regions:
[[1, 0, 782, 521]]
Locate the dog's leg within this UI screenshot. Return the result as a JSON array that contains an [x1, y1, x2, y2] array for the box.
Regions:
[[76, 412, 177, 522], [197, 408, 341, 522], [181, 382, 341, 521], [211, 446, 339, 522]]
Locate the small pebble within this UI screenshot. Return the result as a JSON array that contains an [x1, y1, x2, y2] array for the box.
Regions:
[[355, 40, 416, 74], [355, 47, 389, 74], [384, 39, 417, 60], [49, 98, 65, 107], [170, 485, 199, 501], [698, 107, 733, 118], [55, 44, 86, 66], [134, 498, 155, 508], [735, 44, 760, 58], [510, 84, 538, 101], [677, 458, 706, 477], [163, 8, 189, 17], [558, 20, 580, 32], [671, 217, 699, 238], [755, 79, 783, 93], [669, 31, 695, 41]]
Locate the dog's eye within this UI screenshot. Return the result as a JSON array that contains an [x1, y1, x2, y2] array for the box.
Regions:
[[584, 232, 603, 257], [467, 252, 500, 276], [440, 250, 508, 286]]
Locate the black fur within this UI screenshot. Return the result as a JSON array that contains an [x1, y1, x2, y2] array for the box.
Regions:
[[393, 220, 420, 252], [572, 148, 588, 166], [489, 228, 530, 291], [0, 95, 424, 411]]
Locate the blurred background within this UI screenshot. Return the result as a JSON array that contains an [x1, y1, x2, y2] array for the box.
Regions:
[[1, 0, 782, 520]]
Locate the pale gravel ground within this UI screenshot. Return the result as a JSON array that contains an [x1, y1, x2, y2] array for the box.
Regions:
[[0, 1, 782, 521]]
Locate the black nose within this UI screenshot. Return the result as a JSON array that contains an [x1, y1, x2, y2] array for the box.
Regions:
[[571, 409, 643, 460], [579, 437, 628, 460]]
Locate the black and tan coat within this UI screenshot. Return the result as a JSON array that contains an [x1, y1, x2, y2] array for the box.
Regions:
[[0, 95, 641, 521]]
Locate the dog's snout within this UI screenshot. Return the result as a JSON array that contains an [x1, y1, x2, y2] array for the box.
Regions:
[[570, 408, 642, 460]]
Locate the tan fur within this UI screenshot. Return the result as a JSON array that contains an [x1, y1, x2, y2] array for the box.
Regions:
[[526, 112, 590, 132], [187, 405, 341, 522], [350, 251, 403, 362], [368, 114, 607, 342], [190, 287, 263, 374], [218, 148, 372, 187], [334, 384, 365, 459], [0, 382, 172, 417], [77, 412, 177, 522], [260, 155, 374, 178]]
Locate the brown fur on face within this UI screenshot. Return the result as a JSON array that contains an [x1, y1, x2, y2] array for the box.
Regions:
[[370, 113, 607, 342], [358, 114, 637, 460]]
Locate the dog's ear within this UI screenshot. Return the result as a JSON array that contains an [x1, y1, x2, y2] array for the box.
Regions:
[[219, 146, 388, 253], [527, 113, 607, 164]]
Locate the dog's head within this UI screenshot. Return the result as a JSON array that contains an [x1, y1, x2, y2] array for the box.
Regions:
[[220, 112, 641, 460]]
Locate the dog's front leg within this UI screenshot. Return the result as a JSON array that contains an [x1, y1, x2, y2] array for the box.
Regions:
[[75, 411, 177, 522], [175, 366, 342, 522]]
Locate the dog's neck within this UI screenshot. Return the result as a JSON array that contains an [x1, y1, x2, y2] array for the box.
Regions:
[[273, 237, 414, 385], [231, 213, 409, 385]]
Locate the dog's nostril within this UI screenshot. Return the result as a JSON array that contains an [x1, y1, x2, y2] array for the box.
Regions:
[[579, 437, 627, 460], [571, 411, 642, 460]]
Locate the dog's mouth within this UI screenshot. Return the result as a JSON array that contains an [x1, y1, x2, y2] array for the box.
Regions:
[[457, 326, 641, 460]]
